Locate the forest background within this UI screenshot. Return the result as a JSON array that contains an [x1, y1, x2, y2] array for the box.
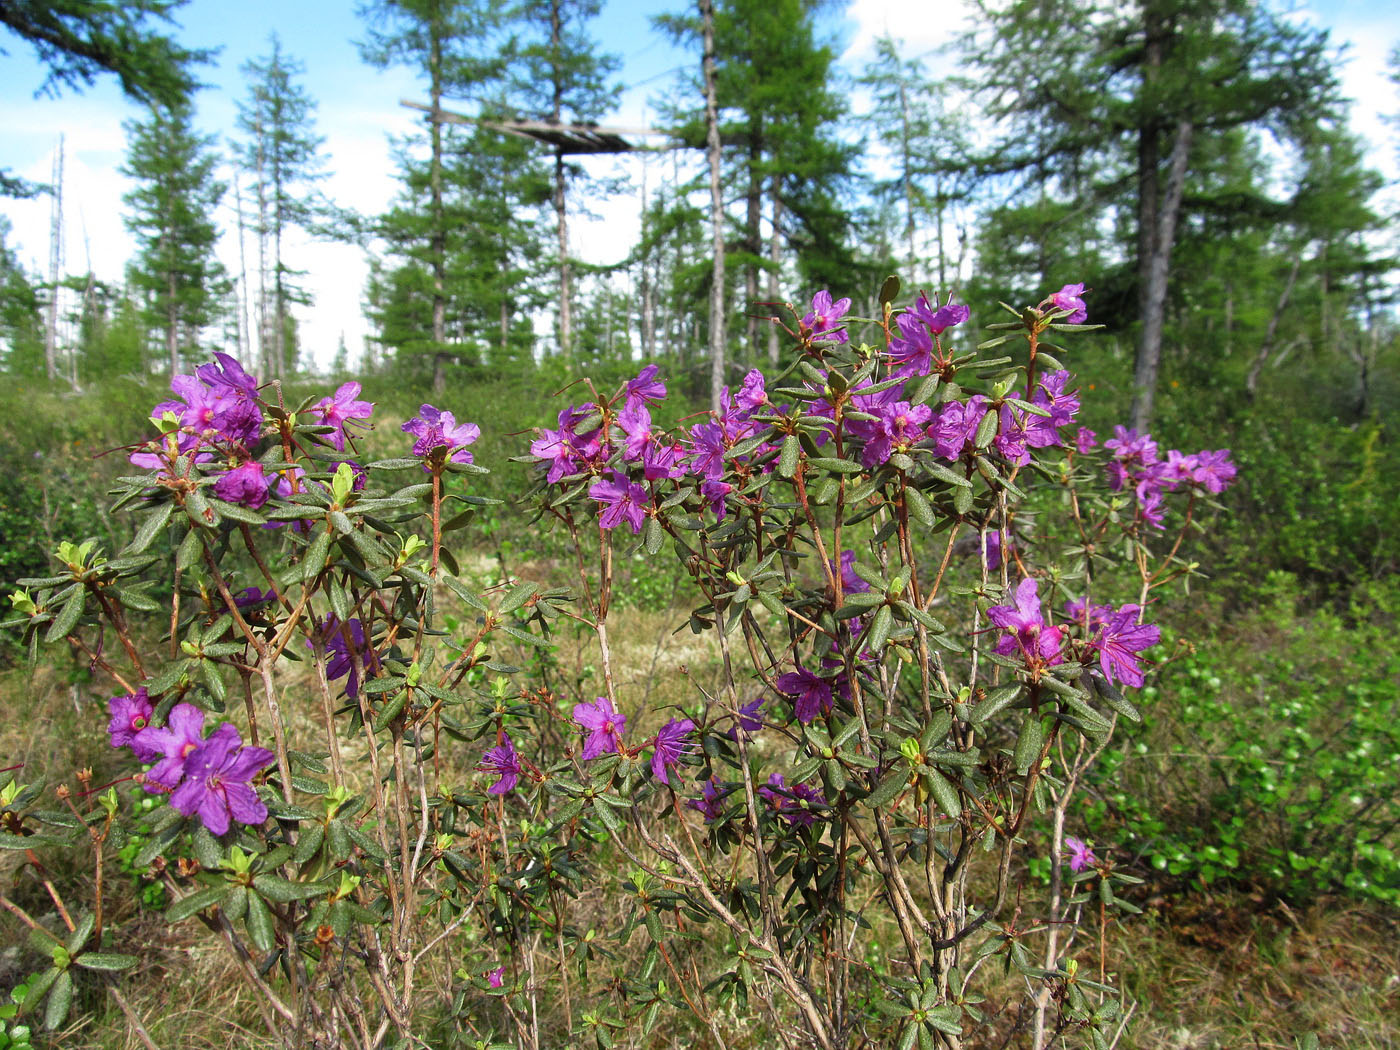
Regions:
[[0, 0, 1398, 1047]]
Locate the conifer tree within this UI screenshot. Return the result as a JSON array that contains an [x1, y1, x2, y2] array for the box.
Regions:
[[511, 0, 620, 366], [121, 99, 226, 375], [960, 0, 1340, 429], [236, 36, 327, 379]]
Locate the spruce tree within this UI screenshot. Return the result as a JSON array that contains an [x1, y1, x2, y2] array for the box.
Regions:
[[121, 99, 227, 375]]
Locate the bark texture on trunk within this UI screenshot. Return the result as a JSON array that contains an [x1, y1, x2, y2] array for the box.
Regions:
[[701, 0, 726, 413]]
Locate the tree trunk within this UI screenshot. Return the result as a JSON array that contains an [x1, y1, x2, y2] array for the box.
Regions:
[[745, 124, 761, 363], [1245, 255, 1301, 399], [767, 187, 783, 369], [430, 13, 447, 353], [551, 0, 572, 366], [1131, 118, 1193, 431], [701, 0, 726, 413]]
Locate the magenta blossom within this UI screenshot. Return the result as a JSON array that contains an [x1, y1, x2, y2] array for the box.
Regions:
[[1049, 283, 1088, 324], [401, 405, 480, 467], [650, 718, 696, 785], [134, 702, 208, 791], [909, 292, 970, 335], [213, 460, 270, 509], [573, 696, 626, 760], [479, 734, 521, 795], [987, 578, 1064, 667], [487, 966, 505, 989], [775, 667, 833, 724], [626, 364, 667, 406], [686, 778, 728, 822], [800, 290, 851, 344], [107, 688, 156, 759], [168, 722, 274, 836], [589, 472, 648, 533], [313, 382, 374, 451], [760, 773, 826, 828], [1064, 836, 1097, 872]]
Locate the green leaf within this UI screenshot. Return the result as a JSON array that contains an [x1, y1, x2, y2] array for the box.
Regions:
[[498, 581, 536, 616], [253, 874, 331, 904], [778, 433, 800, 478], [372, 693, 408, 733], [925, 769, 962, 818], [302, 529, 332, 582], [866, 605, 894, 654], [1013, 714, 1044, 775], [643, 516, 664, 556], [44, 588, 83, 643], [245, 892, 275, 953], [127, 502, 174, 556], [175, 527, 202, 570], [43, 972, 72, 1031], [865, 770, 907, 809], [974, 407, 999, 450], [971, 685, 1021, 725], [808, 457, 864, 474], [905, 485, 935, 528], [925, 462, 972, 489], [74, 953, 138, 972], [165, 884, 228, 923]]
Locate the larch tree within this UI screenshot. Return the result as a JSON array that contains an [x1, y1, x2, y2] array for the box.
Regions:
[[236, 36, 327, 380], [0, 0, 212, 197], [120, 99, 227, 375], [961, 0, 1340, 429]]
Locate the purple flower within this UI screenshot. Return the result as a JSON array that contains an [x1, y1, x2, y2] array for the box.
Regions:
[[618, 399, 654, 462], [134, 702, 207, 790], [987, 578, 1064, 667], [1064, 835, 1097, 872], [1089, 606, 1159, 688], [686, 422, 728, 480], [686, 778, 727, 822], [775, 667, 833, 724], [107, 688, 155, 759], [487, 966, 505, 989], [213, 460, 270, 509], [887, 311, 933, 378], [314, 617, 381, 699], [480, 734, 521, 795], [862, 400, 933, 467], [650, 718, 696, 785], [760, 773, 826, 827], [701, 478, 733, 521], [831, 550, 870, 595], [573, 696, 626, 760], [589, 472, 649, 534], [733, 696, 766, 737], [801, 290, 851, 344], [626, 364, 667, 406], [1188, 449, 1237, 494], [168, 722, 274, 835], [981, 531, 1011, 572], [195, 353, 259, 398], [401, 405, 480, 467], [910, 292, 970, 335], [1049, 283, 1088, 325], [736, 369, 768, 412], [1075, 427, 1098, 453], [313, 382, 374, 451]]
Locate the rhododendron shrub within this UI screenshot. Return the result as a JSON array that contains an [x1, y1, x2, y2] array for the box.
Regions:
[[2, 281, 1231, 1050]]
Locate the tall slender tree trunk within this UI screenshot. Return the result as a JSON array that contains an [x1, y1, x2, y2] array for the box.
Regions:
[[233, 175, 252, 370], [1130, 13, 1191, 432], [767, 187, 782, 369], [1131, 118, 1192, 431], [551, 0, 572, 367], [429, 11, 447, 354], [745, 125, 762, 362], [702, 0, 725, 413], [45, 136, 64, 383]]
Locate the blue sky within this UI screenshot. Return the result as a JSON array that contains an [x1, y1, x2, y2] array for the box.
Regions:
[[1, 0, 1397, 369]]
